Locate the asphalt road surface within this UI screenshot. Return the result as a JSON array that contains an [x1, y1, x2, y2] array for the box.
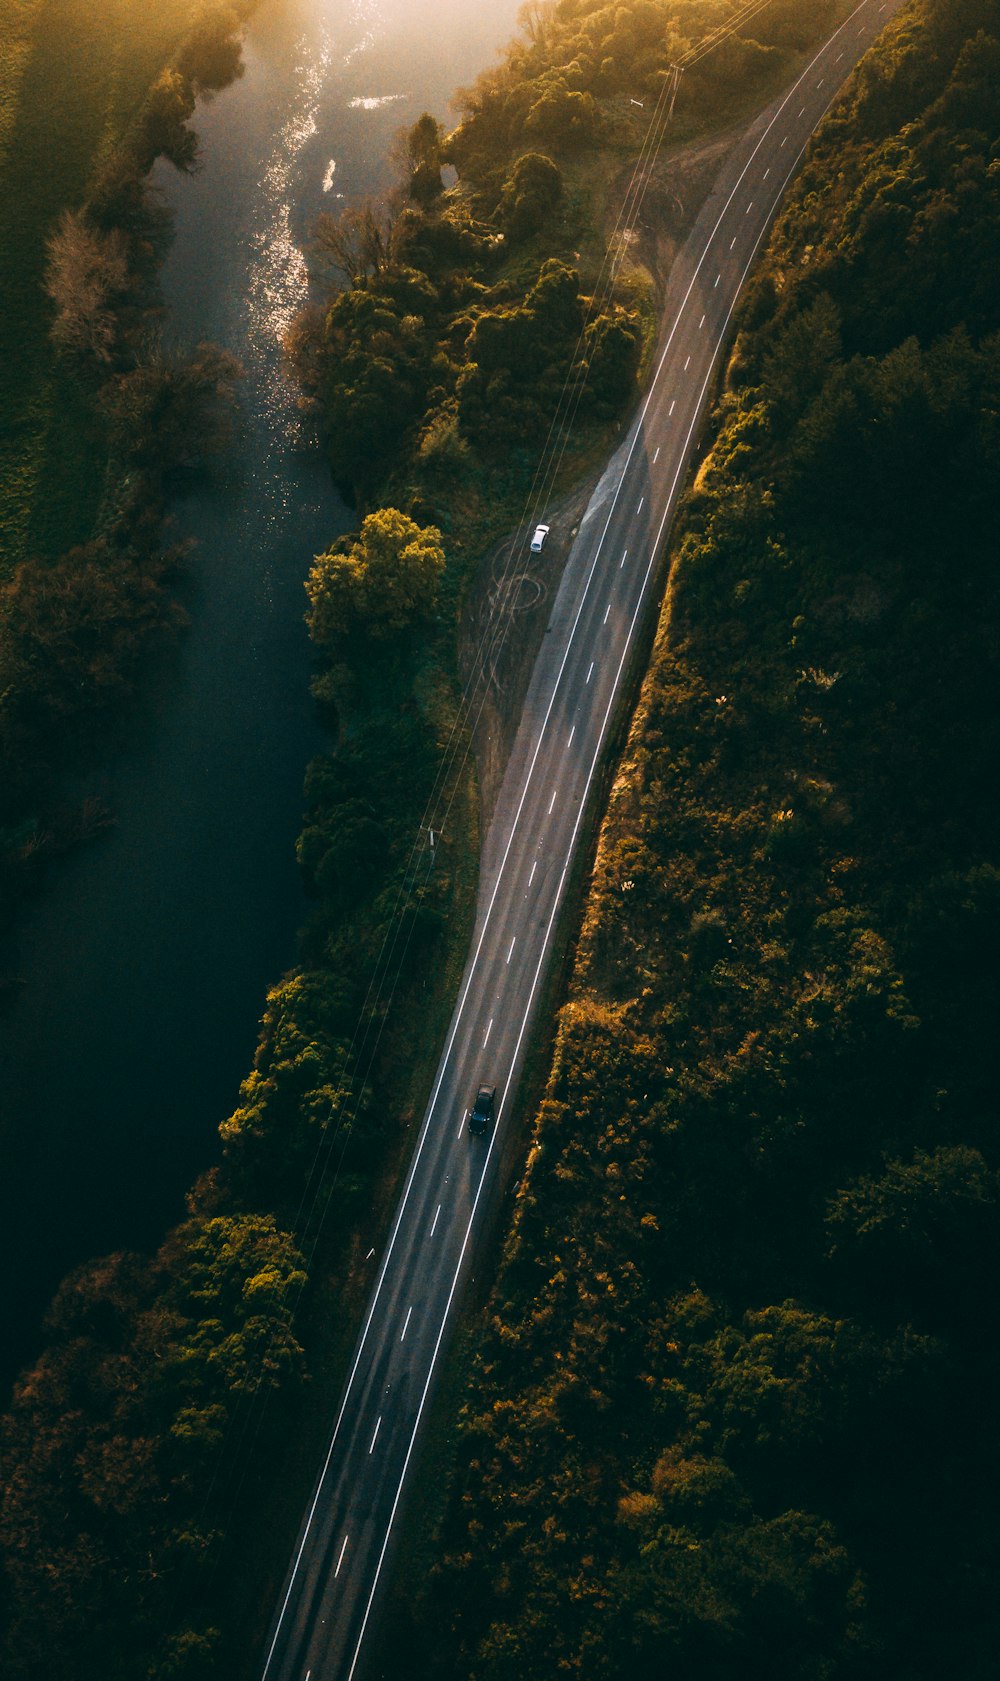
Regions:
[[262, 5, 907, 1676]]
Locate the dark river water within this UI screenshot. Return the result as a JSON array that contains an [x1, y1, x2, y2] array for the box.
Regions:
[[0, 0, 522, 1394]]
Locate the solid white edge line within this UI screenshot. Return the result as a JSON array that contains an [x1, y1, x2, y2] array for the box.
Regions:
[[261, 7, 885, 1668]]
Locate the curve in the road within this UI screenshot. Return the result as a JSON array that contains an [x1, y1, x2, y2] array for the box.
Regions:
[[263, 5, 908, 1678]]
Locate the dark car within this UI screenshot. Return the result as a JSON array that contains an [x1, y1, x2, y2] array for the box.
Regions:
[[468, 1084, 496, 1137]]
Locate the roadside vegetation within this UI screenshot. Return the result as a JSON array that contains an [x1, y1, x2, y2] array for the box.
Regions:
[[0, 0, 254, 944], [0, 2, 912, 1676], [383, 2, 1000, 1675]]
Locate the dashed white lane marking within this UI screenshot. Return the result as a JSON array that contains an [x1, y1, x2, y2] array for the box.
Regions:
[[684, 355, 691, 370], [430, 1204, 441, 1236], [528, 860, 537, 885], [603, 603, 611, 624], [799, 105, 807, 115], [483, 1017, 493, 1047], [548, 788, 558, 814], [763, 167, 770, 179], [637, 495, 644, 512], [334, 1538, 349, 1579], [730, 234, 737, 248], [714, 273, 721, 287], [837, 49, 845, 58], [586, 662, 595, 685], [669, 399, 676, 415], [817, 76, 825, 87], [782, 134, 789, 145], [507, 936, 517, 963], [746, 200, 753, 213], [568, 724, 576, 746], [400, 1306, 412, 1344], [369, 1418, 381, 1455], [699, 312, 706, 329], [653, 445, 660, 462]]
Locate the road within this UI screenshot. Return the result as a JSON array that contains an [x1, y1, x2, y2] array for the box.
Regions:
[[262, 4, 906, 1676]]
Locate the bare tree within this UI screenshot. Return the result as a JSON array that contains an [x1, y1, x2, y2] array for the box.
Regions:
[[311, 198, 400, 287], [44, 210, 130, 365]]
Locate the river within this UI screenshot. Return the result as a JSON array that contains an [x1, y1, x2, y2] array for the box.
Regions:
[[0, 0, 522, 1394]]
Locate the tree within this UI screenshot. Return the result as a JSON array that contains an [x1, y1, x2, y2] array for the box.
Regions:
[[316, 283, 435, 499], [177, 6, 246, 96], [312, 199, 401, 286], [500, 151, 563, 241], [135, 69, 199, 173], [402, 112, 444, 205], [98, 340, 243, 469], [306, 508, 445, 643], [825, 1145, 1000, 1321], [44, 210, 130, 365]]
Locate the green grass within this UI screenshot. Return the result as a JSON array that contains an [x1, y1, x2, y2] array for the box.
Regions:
[[0, 0, 195, 576]]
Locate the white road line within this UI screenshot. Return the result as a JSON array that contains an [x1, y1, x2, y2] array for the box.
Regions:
[[507, 936, 517, 963], [730, 234, 737, 248], [652, 446, 660, 463], [369, 1418, 381, 1455], [763, 167, 770, 179], [528, 860, 537, 885], [714, 273, 721, 287], [637, 495, 644, 512], [430, 1204, 441, 1236], [264, 15, 887, 1670], [669, 399, 676, 415], [334, 1538, 349, 1579], [483, 1017, 493, 1047], [684, 355, 691, 370], [399, 1307, 412, 1344], [568, 724, 576, 746], [817, 76, 825, 86], [746, 200, 753, 213], [586, 662, 595, 685], [799, 104, 807, 115], [603, 603, 611, 624], [699, 312, 706, 328], [548, 788, 558, 814], [781, 134, 789, 145]]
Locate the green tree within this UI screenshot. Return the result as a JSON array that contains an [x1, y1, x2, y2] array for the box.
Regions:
[[307, 507, 445, 643], [500, 151, 563, 241], [403, 112, 444, 205]]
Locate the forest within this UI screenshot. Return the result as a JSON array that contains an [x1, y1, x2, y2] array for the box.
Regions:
[[0, 0, 974, 1676], [385, 1, 1000, 1675]]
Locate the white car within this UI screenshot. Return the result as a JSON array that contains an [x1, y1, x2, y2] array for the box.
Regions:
[[530, 524, 550, 554]]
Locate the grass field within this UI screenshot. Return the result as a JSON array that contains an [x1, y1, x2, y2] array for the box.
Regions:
[[0, 0, 197, 576]]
